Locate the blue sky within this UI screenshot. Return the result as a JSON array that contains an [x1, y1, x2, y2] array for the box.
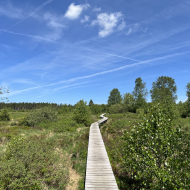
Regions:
[[0, 0, 190, 105]]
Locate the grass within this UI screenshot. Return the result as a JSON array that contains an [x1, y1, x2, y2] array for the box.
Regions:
[[0, 110, 90, 190]]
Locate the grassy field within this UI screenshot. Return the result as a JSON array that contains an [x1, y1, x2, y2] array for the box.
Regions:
[[0, 111, 99, 190]]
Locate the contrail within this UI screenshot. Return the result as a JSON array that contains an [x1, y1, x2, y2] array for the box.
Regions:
[[0, 0, 54, 35], [84, 48, 140, 62], [0, 29, 59, 43], [8, 50, 190, 97]]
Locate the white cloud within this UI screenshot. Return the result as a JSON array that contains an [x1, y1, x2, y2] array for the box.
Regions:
[[42, 12, 65, 41], [118, 21, 126, 31], [0, 1, 24, 19], [81, 15, 89, 23], [91, 12, 125, 37], [13, 79, 34, 84], [64, 3, 90, 20], [125, 23, 140, 35], [43, 12, 64, 29], [93, 7, 101, 12]]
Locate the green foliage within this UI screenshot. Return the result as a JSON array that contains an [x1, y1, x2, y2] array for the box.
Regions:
[[109, 104, 123, 114], [10, 121, 17, 126], [186, 82, 190, 100], [136, 108, 144, 114], [123, 93, 135, 112], [132, 77, 148, 109], [185, 82, 190, 117], [53, 119, 79, 133], [150, 76, 177, 104], [18, 116, 29, 126], [18, 109, 25, 112], [0, 108, 10, 121], [174, 117, 190, 134], [71, 129, 89, 190], [177, 101, 187, 118], [108, 88, 122, 106], [90, 104, 102, 115], [58, 104, 73, 114], [0, 126, 20, 142], [0, 136, 68, 189], [0, 86, 9, 103], [121, 103, 190, 189], [73, 100, 92, 127], [18, 106, 58, 127], [88, 99, 94, 107]]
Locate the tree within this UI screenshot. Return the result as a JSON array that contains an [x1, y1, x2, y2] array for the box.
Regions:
[[0, 108, 10, 121], [108, 88, 122, 106], [121, 103, 190, 189], [150, 76, 177, 104], [73, 100, 91, 126], [186, 82, 190, 100], [90, 104, 102, 115], [132, 77, 148, 109], [89, 99, 94, 107], [177, 101, 188, 118], [0, 86, 9, 103], [185, 82, 190, 117], [109, 103, 123, 114], [123, 93, 135, 112]]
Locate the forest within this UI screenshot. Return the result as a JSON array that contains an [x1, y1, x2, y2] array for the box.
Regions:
[[0, 75, 190, 189]]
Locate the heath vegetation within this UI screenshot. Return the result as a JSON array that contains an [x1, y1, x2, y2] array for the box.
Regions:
[[0, 76, 190, 189]]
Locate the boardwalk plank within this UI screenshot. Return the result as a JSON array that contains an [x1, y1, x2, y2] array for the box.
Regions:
[[85, 114, 118, 190]]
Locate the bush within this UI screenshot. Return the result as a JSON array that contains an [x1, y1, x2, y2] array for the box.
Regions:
[[121, 103, 190, 189], [0, 108, 10, 121], [18, 116, 29, 126], [18, 109, 25, 112], [136, 108, 144, 114], [18, 107, 58, 127], [109, 104, 123, 114], [73, 100, 92, 127], [10, 121, 17, 126], [0, 136, 68, 189], [90, 104, 102, 115]]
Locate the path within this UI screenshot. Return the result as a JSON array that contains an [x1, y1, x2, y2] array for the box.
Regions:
[[85, 113, 118, 190]]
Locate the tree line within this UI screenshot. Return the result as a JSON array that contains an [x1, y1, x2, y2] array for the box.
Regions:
[[107, 76, 190, 117], [0, 102, 72, 111], [0, 76, 190, 117]]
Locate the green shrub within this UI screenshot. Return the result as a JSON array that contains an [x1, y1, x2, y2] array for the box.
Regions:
[[0, 108, 10, 121], [0, 136, 68, 189], [73, 100, 92, 127], [18, 107, 57, 127], [136, 108, 144, 114], [53, 120, 79, 133], [18, 109, 25, 112], [121, 103, 190, 189], [18, 116, 29, 126], [10, 121, 17, 126], [109, 104, 123, 114], [90, 104, 103, 115]]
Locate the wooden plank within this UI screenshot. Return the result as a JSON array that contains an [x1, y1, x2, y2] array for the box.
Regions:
[[85, 114, 118, 190]]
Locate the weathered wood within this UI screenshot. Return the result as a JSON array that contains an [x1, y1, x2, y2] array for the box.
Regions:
[[85, 114, 118, 190]]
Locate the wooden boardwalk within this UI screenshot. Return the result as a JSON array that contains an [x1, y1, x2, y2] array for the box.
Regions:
[[85, 114, 118, 190]]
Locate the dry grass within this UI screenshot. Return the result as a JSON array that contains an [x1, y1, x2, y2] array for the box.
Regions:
[[54, 147, 81, 190], [66, 166, 80, 190]]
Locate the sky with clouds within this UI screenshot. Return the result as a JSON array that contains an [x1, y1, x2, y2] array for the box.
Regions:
[[0, 0, 190, 105]]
